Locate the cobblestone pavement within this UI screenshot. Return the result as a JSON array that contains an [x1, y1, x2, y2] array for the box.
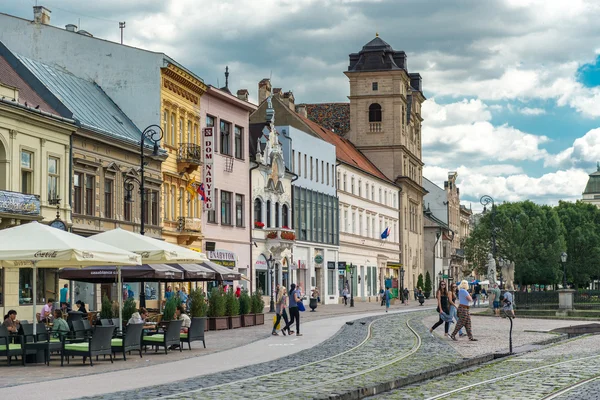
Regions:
[[367, 332, 600, 399]]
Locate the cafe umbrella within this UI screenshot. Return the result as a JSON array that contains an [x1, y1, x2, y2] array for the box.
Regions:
[[0, 222, 141, 334]]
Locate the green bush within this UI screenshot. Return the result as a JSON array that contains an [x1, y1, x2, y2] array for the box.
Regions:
[[251, 290, 265, 314], [207, 288, 226, 318], [225, 288, 240, 316], [424, 271, 432, 294], [239, 290, 251, 315], [188, 288, 207, 318], [162, 296, 178, 322], [417, 274, 424, 290], [100, 294, 113, 319], [122, 297, 137, 322]]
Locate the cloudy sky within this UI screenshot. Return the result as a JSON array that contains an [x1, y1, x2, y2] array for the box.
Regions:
[[2, 0, 600, 210]]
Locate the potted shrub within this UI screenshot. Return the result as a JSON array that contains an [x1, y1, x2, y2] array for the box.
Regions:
[[254, 221, 265, 229], [424, 271, 432, 299], [225, 288, 241, 329], [99, 294, 114, 321], [122, 297, 137, 325], [251, 290, 265, 325], [207, 288, 228, 330], [239, 290, 254, 327], [162, 297, 178, 322], [189, 288, 208, 332], [266, 231, 278, 239]]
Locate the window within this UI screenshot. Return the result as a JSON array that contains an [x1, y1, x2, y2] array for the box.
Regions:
[[366, 183, 369, 200], [221, 190, 232, 225], [234, 126, 243, 159], [351, 177, 355, 194], [337, 171, 340, 189], [379, 188, 382, 203], [372, 82, 378, 91], [150, 190, 159, 225], [343, 174, 347, 191], [369, 103, 382, 122], [359, 212, 363, 235], [206, 115, 215, 127], [344, 209, 348, 233], [326, 163, 330, 185], [297, 152, 302, 176], [124, 189, 132, 222], [194, 124, 199, 145], [162, 110, 168, 144], [208, 189, 217, 223], [366, 215, 371, 238], [310, 157, 313, 180], [220, 120, 231, 155], [266, 200, 271, 227], [384, 190, 387, 205], [315, 159, 319, 182], [352, 211, 356, 234], [186, 191, 191, 217], [304, 154, 307, 179], [371, 185, 374, 200], [73, 173, 82, 214], [358, 180, 362, 197], [179, 118, 184, 145], [179, 188, 184, 219], [170, 113, 176, 146], [274, 202, 279, 227], [85, 176, 95, 215], [282, 204, 289, 227], [331, 165, 335, 187], [254, 198, 262, 224], [47, 157, 59, 201], [321, 160, 324, 183], [236, 194, 244, 227], [163, 184, 169, 221], [21, 150, 33, 194], [104, 179, 113, 218], [170, 185, 176, 221], [19, 268, 33, 304]]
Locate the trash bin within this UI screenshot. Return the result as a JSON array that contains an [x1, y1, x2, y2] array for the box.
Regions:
[[309, 298, 318, 312], [418, 294, 425, 306]]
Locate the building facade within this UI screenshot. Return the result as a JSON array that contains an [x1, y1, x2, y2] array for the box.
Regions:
[[582, 165, 600, 207]]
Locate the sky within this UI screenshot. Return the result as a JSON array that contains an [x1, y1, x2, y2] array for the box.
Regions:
[[2, 0, 600, 211]]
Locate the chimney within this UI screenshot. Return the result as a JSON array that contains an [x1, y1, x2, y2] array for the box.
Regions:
[[258, 78, 271, 104], [65, 24, 78, 32], [273, 88, 282, 97], [237, 89, 249, 102], [33, 6, 51, 25], [296, 104, 307, 118], [283, 91, 295, 111]]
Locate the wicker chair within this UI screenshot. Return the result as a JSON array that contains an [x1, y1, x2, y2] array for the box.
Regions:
[[111, 323, 143, 361], [61, 325, 115, 366], [180, 317, 206, 350], [142, 319, 183, 354]]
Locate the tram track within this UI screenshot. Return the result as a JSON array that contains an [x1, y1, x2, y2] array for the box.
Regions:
[[540, 375, 600, 400]]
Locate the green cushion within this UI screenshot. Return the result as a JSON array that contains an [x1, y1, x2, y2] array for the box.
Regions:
[[111, 338, 123, 346], [64, 343, 89, 352], [143, 334, 164, 342], [0, 344, 21, 351], [49, 338, 61, 343], [180, 333, 188, 339]]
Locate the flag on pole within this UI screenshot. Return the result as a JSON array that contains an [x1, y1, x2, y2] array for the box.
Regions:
[[196, 183, 207, 203], [186, 181, 197, 200], [380, 227, 391, 239]]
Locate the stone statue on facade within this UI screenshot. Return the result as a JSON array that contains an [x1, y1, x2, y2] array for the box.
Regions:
[[486, 252, 497, 285], [501, 260, 515, 290]]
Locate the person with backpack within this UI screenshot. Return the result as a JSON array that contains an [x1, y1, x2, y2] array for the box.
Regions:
[[384, 287, 391, 312]]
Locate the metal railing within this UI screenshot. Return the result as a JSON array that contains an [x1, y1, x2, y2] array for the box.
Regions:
[[369, 122, 382, 132], [574, 290, 600, 309], [177, 143, 202, 165], [513, 291, 558, 309]]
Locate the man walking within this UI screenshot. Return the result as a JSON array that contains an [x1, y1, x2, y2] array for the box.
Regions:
[[502, 288, 515, 318], [491, 284, 502, 317], [473, 283, 481, 307]]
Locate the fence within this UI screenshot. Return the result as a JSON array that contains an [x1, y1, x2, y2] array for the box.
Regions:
[[514, 291, 558, 309], [574, 290, 600, 309]]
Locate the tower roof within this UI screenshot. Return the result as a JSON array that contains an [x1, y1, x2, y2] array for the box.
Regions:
[[583, 163, 600, 194], [348, 35, 407, 72]]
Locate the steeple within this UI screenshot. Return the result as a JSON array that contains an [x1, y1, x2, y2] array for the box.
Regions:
[[220, 66, 231, 94]]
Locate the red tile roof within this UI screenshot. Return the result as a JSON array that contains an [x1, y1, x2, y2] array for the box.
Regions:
[[0, 55, 57, 114], [294, 111, 392, 183]]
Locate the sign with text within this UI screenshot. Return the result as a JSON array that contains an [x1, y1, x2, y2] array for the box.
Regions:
[[0, 190, 40, 216], [208, 249, 236, 268], [203, 127, 215, 210]]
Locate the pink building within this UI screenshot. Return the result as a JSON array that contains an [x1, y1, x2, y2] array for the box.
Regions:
[[199, 84, 256, 290]]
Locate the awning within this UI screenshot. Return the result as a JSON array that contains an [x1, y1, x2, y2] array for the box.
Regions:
[[387, 263, 403, 269], [171, 263, 217, 281], [201, 260, 241, 281], [59, 264, 184, 283]]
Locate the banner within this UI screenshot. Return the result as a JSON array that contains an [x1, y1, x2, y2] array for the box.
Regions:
[[203, 127, 215, 210]]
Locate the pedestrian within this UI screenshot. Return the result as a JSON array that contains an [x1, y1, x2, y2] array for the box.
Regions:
[[41, 298, 54, 323], [235, 286, 242, 298], [502, 287, 515, 318], [283, 283, 302, 336], [414, 287, 418, 301], [59, 283, 69, 308], [272, 284, 290, 336], [342, 287, 349, 306], [481, 287, 487, 303], [312, 287, 320, 303], [430, 281, 451, 337], [384, 287, 391, 312], [449, 282, 465, 337], [403, 288, 409, 306], [474, 283, 481, 307], [165, 286, 174, 300], [379, 288, 385, 306], [491, 283, 502, 317], [450, 280, 477, 341]]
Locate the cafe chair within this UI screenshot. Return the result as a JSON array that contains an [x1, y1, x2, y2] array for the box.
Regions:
[[142, 319, 183, 354], [0, 325, 25, 366], [180, 317, 206, 350], [111, 323, 143, 361], [61, 325, 115, 366]]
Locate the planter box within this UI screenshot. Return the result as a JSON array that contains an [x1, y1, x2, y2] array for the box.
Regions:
[[229, 315, 242, 329], [242, 314, 255, 327], [208, 316, 229, 331], [254, 313, 265, 325]]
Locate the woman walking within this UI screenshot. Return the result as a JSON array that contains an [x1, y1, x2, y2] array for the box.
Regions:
[[283, 283, 302, 336], [450, 280, 477, 341], [449, 282, 465, 337], [429, 281, 451, 337], [272, 285, 290, 336], [384, 287, 391, 312]]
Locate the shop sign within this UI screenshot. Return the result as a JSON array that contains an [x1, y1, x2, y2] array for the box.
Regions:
[[255, 259, 267, 269], [297, 260, 307, 269], [282, 258, 289, 273], [327, 261, 336, 270], [337, 261, 347, 270], [0, 190, 40, 216], [203, 127, 215, 210], [314, 254, 323, 265], [208, 249, 235, 268]]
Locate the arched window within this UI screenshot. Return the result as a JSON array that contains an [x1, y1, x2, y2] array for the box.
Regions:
[[266, 200, 271, 227], [254, 198, 262, 223], [282, 204, 289, 228], [275, 202, 280, 227], [369, 103, 382, 122]]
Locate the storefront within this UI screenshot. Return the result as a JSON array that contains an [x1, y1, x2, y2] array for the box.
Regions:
[[207, 249, 237, 292], [385, 263, 402, 299]]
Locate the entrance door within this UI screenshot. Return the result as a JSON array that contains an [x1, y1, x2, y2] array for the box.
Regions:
[[256, 271, 267, 295]]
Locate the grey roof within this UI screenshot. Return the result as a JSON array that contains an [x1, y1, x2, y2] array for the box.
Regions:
[[583, 167, 600, 194], [16, 54, 146, 146]]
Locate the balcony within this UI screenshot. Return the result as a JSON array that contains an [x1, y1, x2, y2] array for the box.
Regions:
[[177, 143, 202, 174], [176, 216, 202, 245], [369, 122, 382, 133], [254, 226, 295, 254]]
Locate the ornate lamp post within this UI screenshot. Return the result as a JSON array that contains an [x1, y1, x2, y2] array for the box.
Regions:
[[400, 267, 405, 303], [498, 257, 504, 290], [561, 252, 567, 289], [266, 254, 275, 313], [350, 263, 355, 307], [123, 125, 163, 307]]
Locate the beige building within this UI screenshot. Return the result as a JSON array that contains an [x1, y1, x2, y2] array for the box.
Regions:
[[582, 164, 600, 208], [0, 47, 76, 317]]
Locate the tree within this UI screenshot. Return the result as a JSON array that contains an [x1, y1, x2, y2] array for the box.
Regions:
[[424, 271, 432, 295], [417, 273, 424, 290]]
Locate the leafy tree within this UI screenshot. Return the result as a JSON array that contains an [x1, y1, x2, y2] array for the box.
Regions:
[[417, 273, 424, 290]]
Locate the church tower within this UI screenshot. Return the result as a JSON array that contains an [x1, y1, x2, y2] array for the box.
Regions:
[[345, 35, 427, 287]]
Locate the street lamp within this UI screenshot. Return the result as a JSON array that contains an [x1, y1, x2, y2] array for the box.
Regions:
[[350, 263, 355, 307], [400, 267, 405, 304], [266, 254, 275, 313], [561, 252, 567, 289], [498, 257, 504, 290], [123, 125, 163, 307]]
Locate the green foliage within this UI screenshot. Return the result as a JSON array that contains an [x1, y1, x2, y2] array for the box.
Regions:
[[162, 296, 178, 322], [417, 274, 424, 290], [239, 290, 251, 315], [251, 290, 265, 314], [122, 297, 137, 322], [207, 288, 226, 318], [225, 288, 240, 316], [188, 288, 207, 318], [100, 295, 113, 319], [424, 271, 432, 294]]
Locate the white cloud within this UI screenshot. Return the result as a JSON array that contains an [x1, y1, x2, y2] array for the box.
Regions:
[[519, 107, 546, 115], [545, 127, 600, 169]]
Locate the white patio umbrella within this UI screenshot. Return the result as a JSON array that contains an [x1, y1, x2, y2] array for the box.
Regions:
[[89, 228, 209, 320], [0, 222, 141, 333]]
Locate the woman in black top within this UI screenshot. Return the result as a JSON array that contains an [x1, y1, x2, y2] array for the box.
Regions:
[[75, 300, 88, 314], [429, 281, 451, 337]]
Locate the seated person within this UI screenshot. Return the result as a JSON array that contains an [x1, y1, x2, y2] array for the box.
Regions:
[[175, 305, 190, 334], [128, 307, 148, 325], [2, 310, 19, 333], [40, 298, 54, 322], [61, 301, 72, 314], [75, 300, 88, 314], [52, 310, 70, 339]]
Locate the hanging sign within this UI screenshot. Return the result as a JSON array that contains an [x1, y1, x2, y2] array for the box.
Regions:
[[203, 127, 215, 210]]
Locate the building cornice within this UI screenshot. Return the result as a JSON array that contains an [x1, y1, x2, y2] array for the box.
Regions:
[[163, 64, 207, 95]]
